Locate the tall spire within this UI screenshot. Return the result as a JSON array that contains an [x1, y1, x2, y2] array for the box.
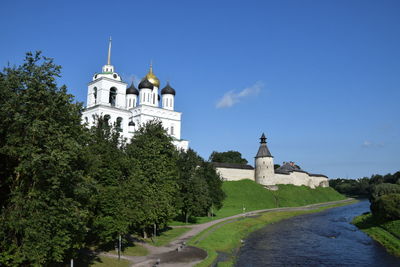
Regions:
[[107, 36, 112, 65], [260, 133, 266, 144], [149, 60, 153, 73]]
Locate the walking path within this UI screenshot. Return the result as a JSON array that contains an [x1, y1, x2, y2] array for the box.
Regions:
[[101, 198, 355, 267]]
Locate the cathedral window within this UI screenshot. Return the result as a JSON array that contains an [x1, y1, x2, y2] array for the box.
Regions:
[[153, 93, 155, 104], [129, 99, 131, 108], [171, 126, 174, 135], [109, 87, 117, 107], [147, 93, 150, 103], [93, 87, 97, 104]]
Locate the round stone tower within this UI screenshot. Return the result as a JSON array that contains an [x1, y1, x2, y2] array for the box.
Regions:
[[254, 133, 274, 185]]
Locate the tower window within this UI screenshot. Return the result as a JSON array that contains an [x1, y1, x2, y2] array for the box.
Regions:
[[153, 93, 155, 104], [129, 99, 131, 108], [109, 87, 117, 106], [171, 126, 174, 135], [93, 87, 97, 104]]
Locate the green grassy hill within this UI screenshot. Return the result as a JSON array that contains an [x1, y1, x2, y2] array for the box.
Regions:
[[173, 179, 346, 224], [194, 180, 345, 224]]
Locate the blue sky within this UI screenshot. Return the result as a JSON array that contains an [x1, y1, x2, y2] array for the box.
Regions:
[[1, 0, 399, 178]]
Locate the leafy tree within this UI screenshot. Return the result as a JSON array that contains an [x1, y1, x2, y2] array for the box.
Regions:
[[196, 161, 226, 211], [209, 150, 248, 164], [84, 116, 133, 247], [125, 120, 179, 237], [0, 52, 90, 265], [176, 149, 226, 222], [370, 183, 400, 203], [371, 194, 400, 221], [176, 149, 210, 222]]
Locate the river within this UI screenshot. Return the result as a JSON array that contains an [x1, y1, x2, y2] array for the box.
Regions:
[[235, 200, 399, 266]]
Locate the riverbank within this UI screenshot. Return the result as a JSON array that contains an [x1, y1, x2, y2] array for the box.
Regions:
[[352, 213, 400, 257], [189, 199, 357, 267]]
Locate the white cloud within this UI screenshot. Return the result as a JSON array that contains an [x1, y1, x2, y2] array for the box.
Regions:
[[362, 140, 384, 148], [216, 81, 264, 108]]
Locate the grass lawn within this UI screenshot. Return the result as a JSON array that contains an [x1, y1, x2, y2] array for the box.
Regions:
[[108, 243, 148, 257], [352, 213, 400, 257], [172, 180, 346, 225], [146, 227, 191, 246], [90, 255, 130, 267], [190, 201, 356, 267]]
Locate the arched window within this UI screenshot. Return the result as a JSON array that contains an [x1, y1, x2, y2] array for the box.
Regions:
[[93, 87, 97, 104], [153, 93, 155, 104], [129, 99, 131, 108], [116, 117, 123, 131], [147, 93, 150, 102], [109, 87, 117, 106]]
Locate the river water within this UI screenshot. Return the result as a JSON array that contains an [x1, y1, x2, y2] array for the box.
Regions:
[[236, 200, 400, 266]]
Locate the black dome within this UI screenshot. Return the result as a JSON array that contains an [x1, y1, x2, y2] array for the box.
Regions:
[[161, 83, 176, 95], [128, 121, 135, 126], [138, 79, 154, 89], [126, 82, 139, 95]]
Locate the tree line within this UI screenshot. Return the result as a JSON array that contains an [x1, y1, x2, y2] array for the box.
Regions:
[[330, 172, 400, 222], [0, 52, 225, 266]]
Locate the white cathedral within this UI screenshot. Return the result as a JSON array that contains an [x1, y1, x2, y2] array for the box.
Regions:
[[82, 39, 189, 150]]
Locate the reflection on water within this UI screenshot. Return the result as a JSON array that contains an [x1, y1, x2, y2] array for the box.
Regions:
[[236, 200, 400, 267]]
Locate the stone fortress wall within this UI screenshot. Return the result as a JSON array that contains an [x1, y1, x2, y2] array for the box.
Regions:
[[213, 134, 329, 189]]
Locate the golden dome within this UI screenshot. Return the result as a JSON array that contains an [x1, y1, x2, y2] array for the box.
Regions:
[[144, 63, 160, 88]]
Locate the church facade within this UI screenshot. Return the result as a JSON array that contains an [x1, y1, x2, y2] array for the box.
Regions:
[[82, 39, 189, 150], [214, 134, 329, 189]]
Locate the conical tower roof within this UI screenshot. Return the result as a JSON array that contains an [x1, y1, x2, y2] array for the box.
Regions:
[[255, 133, 273, 158]]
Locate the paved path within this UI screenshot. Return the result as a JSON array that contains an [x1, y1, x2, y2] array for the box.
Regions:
[[101, 198, 355, 267]]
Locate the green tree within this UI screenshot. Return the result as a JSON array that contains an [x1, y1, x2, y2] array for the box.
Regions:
[[0, 52, 90, 266], [196, 161, 226, 211], [176, 149, 211, 223], [209, 150, 248, 164], [371, 194, 400, 221], [125, 120, 179, 237], [84, 116, 133, 247]]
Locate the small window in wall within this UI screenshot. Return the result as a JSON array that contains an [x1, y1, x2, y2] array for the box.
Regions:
[[147, 93, 150, 102], [171, 126, 174, 135], [129, 99, 131, 108], [93, 87, 97, 104], [84, 117, 88, 124], [153, 93, 155, 104], [109, 87, 117, 107]]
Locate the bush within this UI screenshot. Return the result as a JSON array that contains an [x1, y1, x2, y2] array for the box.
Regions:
[[371, 194, 400, 221]]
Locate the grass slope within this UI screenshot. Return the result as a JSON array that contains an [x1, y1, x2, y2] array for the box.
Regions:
[[192, 180, 345, 224], [352, 213, 400, 257]]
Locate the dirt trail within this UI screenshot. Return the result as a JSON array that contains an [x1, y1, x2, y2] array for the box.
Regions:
[[100, 198, 354, 267]]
